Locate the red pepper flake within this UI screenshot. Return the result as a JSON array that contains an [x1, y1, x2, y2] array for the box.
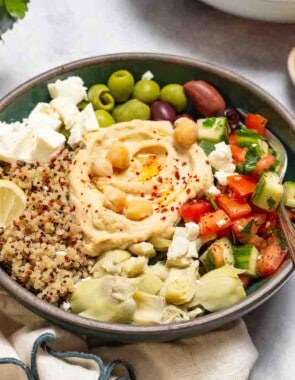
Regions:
[[157, 176, 163, 183], [206, 160, 210, 165], [153, 185, 158, 190], [140, 193, 145, 197], [171, 206, 175, 211], [175, 171, 180, 180], [64, 255, 70, 262], [182, 162, 188, 166], [45, 295, 52, 302], [161, 207, 168, 213], [136, 172, 140, 175], [161, 216, 166, 221], [186, 189, 191, 194]]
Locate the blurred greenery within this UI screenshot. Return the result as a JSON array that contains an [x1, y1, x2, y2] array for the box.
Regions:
[[0, 0, 29, 38]]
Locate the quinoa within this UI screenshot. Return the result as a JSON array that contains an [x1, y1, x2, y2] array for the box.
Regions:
[[0, 149, 94, 304]]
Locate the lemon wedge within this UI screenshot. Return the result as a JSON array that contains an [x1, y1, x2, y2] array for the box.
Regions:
[[0, 180, 27, 228]]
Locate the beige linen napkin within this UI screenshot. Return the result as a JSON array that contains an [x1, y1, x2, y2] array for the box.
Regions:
[[0, 291, 258, 380]]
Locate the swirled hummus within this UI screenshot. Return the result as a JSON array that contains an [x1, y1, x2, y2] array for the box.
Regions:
[[69, 120, 213, 256]]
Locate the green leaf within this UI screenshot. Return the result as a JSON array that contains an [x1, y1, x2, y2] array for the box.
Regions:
[[0, 1, 3, 7], [274, 228, 287, 250], [0, 3, 15, 37], [266, 197, 276, 210], [4, 0, 29, 20], [239, 219, 255, 243], [199, 140, 216, 156], [203, 117, 216, 128], [244, 148, 261, 174]]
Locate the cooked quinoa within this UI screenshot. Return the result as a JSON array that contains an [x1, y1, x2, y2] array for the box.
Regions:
[[0, 149, 94, 304]]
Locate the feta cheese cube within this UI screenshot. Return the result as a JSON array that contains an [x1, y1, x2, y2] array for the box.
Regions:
[[48, 76, 87, 105], [173, 227, 187, 238], [208, 142, 235, 173], [80, 103, 99, 133], [51, 97, 80, 130], [27, 103, 62, 131], [187, 241, 198, 258], [207, 185, 221, 196], [141, 70, 154, 80], [67, 122, 83, 148], [214, 170, 237, 186], [167, 237, 189, 260], [128, 242, 156, 258], [185, 222, 200, 241]]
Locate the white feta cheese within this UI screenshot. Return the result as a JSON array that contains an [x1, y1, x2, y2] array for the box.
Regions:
[[48, 76, 87, 105], [167, 237, 189, 260], [51, 97, 80, 130], [80, 103, 99, 132], [187, 241, 198, 258], [207, 185, 221, 196], [214, 170, 237, 186], [67, 122, 83, 148], [173, 227, 187, 238], [27, 103, 62, 131], [0, 121, 65, 164], [61, 301, 71, 311], [216, 219, 227, 227], [141, 70, 154, 80], [208, 141, 236, 173], [185, 222, 200, 241]]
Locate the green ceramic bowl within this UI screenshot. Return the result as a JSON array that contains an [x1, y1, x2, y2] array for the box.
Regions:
[[0, 53, 294, 343]]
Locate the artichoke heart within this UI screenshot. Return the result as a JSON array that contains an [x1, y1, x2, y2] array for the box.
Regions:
[[148, 262, 169, 281], [148, 236, 172, 252], [133, 291, 165, 324], [161, 265, 197, 305], [187, 266, 246, 312], [160, 305, 190, 324], [138, 270, 163, 295], [70, 276, 136, 323], [121, 257, 147, 277], [92, 249, 131, 278], [128, 242, 156, 258]]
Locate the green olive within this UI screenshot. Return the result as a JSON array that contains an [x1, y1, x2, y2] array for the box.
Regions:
[[112, 99, 151, 123], [88, 84, 115, 112], [77, 100, 89, 111], [107, 70, 134, 103], [133, 80, 160, 104], [160, 84, 188, 113], [94, 110, 115, 128]]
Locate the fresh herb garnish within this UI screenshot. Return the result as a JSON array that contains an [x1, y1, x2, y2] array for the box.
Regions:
[[199, 140, 216, 156], [203, 117, 216, 128], [267, 197, 276, 210], [205, 192, 218, 210], [0, 0, 29, 38], [244, 149, 261, 174], [274, 228, 287, 250], [239, 219, 255, 243]]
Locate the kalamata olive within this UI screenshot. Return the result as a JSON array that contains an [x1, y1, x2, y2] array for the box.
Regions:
[[151, 101, 176, 122], [183, 80, 226, 117], [220, 107, 240, 126], [175, 113, 195, 121]]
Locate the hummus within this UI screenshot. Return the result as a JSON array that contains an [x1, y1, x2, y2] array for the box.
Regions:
[[69, 120, 213, 256]]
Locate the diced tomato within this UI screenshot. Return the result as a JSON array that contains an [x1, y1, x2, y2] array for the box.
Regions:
[[248, 235, 266, 250], [257, 237, 288, 277], [199, 209, 231, 235], [180, 200, 212, 223], [252, 154, 275, 176], [230, 145, 247, 163], [245, 114, 267, 137], [287, 208, 295, 222], [239, 274, 252, 289], [227, 175, 257, 198], [229, 131, 238, 146], [232, 213, 267, 241], [216, 227, 231, 239], [217, 194, 252, 219]]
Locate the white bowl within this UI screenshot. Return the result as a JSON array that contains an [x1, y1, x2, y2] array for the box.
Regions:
[[200, 0, 295, 22]]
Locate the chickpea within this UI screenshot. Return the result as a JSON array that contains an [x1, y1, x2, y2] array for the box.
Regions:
[[173, 117, 198, 147], [107, 142, 130, 171], [124, 199, 153, 221], [91, 156, 113, 177], [103, 186, 127, 213]]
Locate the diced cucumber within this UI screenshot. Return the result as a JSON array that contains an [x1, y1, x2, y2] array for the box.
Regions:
[[200, 237, 235, 272], [252, 171, 284, 211], [234, 245, 259, 277], [284, 181, 295, 208], [196, 117, 229, 143], [237, 127, 263, 148]]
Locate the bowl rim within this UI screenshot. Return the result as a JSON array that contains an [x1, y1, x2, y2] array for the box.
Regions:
[[0, 52, 294, 337]]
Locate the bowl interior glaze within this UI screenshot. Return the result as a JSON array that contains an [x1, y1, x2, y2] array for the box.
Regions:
[[0, 53, 294, 342]]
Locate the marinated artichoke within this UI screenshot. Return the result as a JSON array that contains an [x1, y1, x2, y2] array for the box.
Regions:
[[133, 291, 165, 324]]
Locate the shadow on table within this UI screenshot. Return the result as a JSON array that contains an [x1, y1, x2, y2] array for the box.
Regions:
[[245, 275, 295, 380], [126, 0, 295, 72]]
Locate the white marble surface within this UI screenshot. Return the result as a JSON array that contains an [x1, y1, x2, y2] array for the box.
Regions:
[[0, 0, 294, 378]]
